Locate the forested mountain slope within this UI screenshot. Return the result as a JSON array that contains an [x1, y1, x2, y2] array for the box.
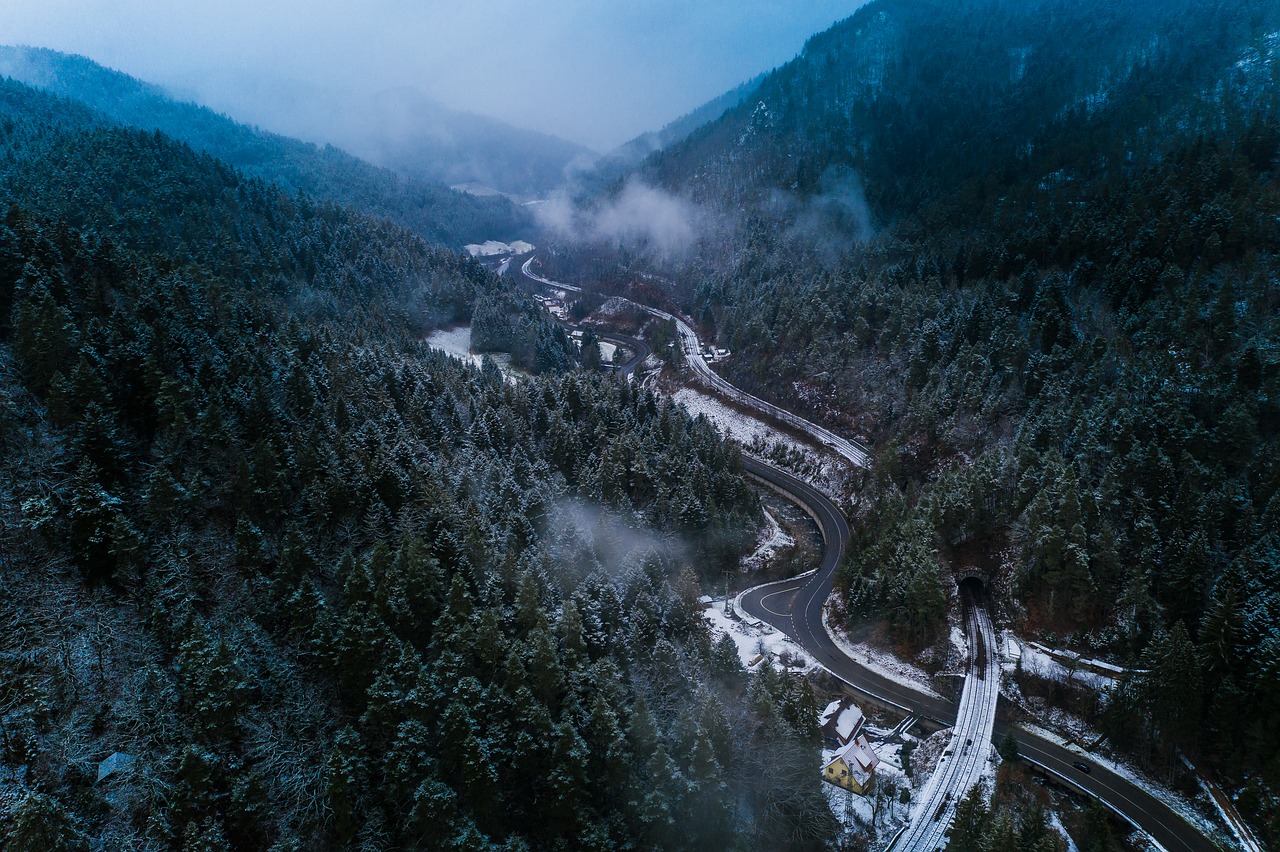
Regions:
[[577, 74, 766, 198], [0, 46, 528, 246], [0, 75, 836, 850], [641, 0, 1278, 219], [556, 0, 1280, 840]]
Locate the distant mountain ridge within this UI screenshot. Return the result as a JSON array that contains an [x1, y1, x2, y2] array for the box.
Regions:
[[347, 85, 594, 198], [0, 45, 528, 246], [627, 0, 1280, 224], [168, 73, 596, 199]]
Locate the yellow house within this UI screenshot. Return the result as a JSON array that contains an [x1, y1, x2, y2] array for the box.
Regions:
[[822, 734, 880, 795]]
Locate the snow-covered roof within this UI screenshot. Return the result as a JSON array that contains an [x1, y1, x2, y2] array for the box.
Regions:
[[463, 239, 535, 257], [819, 697, 866, 745], [823, 734, 880, 786]]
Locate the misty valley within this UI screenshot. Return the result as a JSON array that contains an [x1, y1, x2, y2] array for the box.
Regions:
[[0, 1, 1278, 850]]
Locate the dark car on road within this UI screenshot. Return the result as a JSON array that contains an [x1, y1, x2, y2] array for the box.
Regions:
[[1073, 761, 1091, 773]]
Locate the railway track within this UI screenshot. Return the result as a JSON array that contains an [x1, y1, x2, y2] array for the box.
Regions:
[[520, 254, 870, 468], [892, 586, 999, 850]]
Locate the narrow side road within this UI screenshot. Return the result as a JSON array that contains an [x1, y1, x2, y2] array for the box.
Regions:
[[520, 254, 870, 467]]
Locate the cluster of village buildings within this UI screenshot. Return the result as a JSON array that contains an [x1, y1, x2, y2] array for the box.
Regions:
[[700, 344, 731, 362], [533, 292, 570, 320]]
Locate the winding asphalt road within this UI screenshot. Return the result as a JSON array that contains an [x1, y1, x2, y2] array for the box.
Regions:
[[739, 461, 1221, 852], [515, 249, 1223, 852]]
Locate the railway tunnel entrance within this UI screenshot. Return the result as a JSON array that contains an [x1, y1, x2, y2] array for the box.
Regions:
[[958, 575, 986, 595]]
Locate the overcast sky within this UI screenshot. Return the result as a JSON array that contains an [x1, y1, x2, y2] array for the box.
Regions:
[[0, 0, 867, 150]]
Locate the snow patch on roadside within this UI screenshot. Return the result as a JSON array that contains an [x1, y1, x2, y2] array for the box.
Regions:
[[1012, 638, 1120, 692], [910, 728, 951, 783], [702, 598, 818, 674], [671, 386, 849, 499], [594, 297, 635, 318], [1017, 721, 1222, 842], [741, 507, 795, 571], [1048, 811, 1080, 852], [674, 386, 809, 451], [949, 624, 968, 663]]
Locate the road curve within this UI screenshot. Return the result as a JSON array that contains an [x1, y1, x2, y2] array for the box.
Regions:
[[738, 460, 1219, 852], [518, 251, 1220, 852], [598, 332, 650, 377]]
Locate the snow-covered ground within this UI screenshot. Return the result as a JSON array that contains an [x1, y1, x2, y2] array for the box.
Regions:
[[425, 326, 484, 369], [975, 630, 1209, 841], [911, 728, 951, 781], [823, 781, 876, 837], [463, 239, 535, 257], [594, 297, 636, 318], [674, 386, 810, 450], [740, 507, 795, 572], [822, 736, 912, 848], [949, 624, 969, 666], [671, 387, 850, 499], [1048, 810, 1081, 852], [1006, 636, 1118, 692], [424, 326, 520, 383], [702, 598, 818, 673], [822, 604, 944, 700]]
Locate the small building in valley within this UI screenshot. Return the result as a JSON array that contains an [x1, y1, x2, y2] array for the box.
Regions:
[[819, 697, 880, 794], [819, 697, 867, 749], [822, 734, 880, 795]]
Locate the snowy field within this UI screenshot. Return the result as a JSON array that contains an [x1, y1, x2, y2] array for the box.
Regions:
[[425, 326, 485, 370], [425, 326, 520, 383], [674, 386, 808, 450], [702, 598, 817, 673]]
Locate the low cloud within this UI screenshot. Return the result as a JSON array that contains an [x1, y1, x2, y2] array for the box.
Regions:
[[547, 499, 685, 576], [536, 177, 701, 259], [770, 164, 874, 265]]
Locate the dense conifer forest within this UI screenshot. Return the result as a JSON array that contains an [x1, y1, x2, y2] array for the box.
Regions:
[[4, 0, 1280, 846], [549, 0, 1280, 840], [0, 73, 846, 849]]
